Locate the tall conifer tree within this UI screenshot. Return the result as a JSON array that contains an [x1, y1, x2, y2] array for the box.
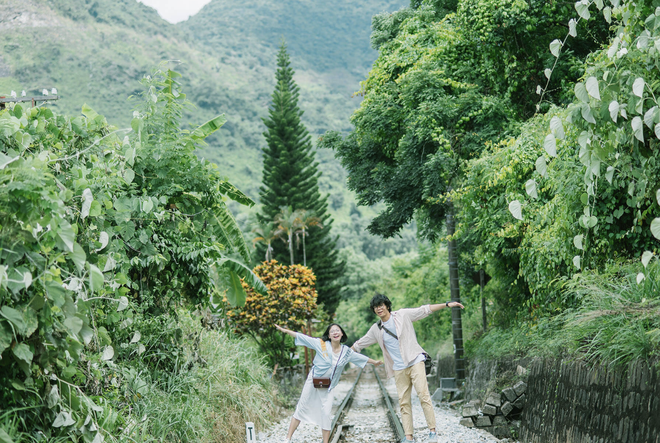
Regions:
[[258, 42, 344, 314]]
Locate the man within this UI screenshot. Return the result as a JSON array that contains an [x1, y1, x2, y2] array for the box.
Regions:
[[351, 293, 465, 443]]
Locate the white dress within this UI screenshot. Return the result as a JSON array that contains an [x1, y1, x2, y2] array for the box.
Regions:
[[292, 349, 340, 430]]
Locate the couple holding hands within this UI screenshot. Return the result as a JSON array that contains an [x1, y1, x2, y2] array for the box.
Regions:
[[275, 293, 465, 443]]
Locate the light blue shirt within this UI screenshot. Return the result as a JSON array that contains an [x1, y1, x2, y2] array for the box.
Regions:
[[295, 333, 369, 391], [381, 317, 425, 371]]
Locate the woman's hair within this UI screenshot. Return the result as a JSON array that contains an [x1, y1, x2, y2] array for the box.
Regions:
[[321, 323, 347, 343], [370, 292, 392, 313]]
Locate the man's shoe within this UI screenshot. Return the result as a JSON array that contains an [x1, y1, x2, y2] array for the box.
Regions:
[[401, 438, 414, 443], [427, 431, 438, 442]]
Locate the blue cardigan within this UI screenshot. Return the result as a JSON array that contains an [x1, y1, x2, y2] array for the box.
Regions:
[[295, 333, 369, 391]]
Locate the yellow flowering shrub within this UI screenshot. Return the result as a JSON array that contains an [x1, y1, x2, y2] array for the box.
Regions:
[[225, 260, 317, 366]]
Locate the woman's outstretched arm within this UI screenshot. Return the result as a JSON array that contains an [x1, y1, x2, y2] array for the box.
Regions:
[[274, 324, 298, 338], [367, 358, 383, 366]]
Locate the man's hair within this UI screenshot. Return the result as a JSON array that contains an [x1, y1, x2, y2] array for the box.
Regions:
[[370, 292, 392, 313], [321, 323, 348, 343]]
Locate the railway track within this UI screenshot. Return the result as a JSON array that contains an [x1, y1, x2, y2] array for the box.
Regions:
[[329, 365, 404, 443]]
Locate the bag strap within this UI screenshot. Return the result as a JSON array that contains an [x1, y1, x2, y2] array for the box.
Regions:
[[377, 320, 399, 340]]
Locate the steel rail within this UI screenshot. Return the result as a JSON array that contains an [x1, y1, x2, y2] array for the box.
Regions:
[[329, 365, 364, 441], [373, 366, 405, 441]]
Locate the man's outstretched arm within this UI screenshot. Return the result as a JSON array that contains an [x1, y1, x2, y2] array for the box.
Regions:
[[430, 301, 464, 312]]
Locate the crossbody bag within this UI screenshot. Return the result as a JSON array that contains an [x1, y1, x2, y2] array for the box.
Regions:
[[377, 320, 435, 375], [312, 339, 344, 389]]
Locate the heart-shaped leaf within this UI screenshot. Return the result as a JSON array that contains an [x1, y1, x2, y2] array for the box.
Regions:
[[575, 82, 589, 103], [642, 251, 654, 268], [568, 18, 577, 37], [603, 6, 611, 23], [609, 100, 619, 122], [550, 116, 565, 139], [535, 156, 547, 177], [550, 39, 562, 57], [88, 264, 104, 293], [644, 106, 658, 129], [587, 216, 598, 228], [117, 296, 129, 311], [544, 68, 552, 79], [605, 166, 615, 184], [632, 116, 644, 142], [581, 104, 596, 124], [525, 179, 538, 199], [637, 273, 646, 284], [651, 218, 660, 240], [81, 188, 93, 220], [96, 232, 109, 252], [508, 200, 523, 220], [101, 345, 114, 361], [575, 0, 591, 19], [574, 234, 584, 250], [633, 77, 645, 97], [544, 134, 557, 157], [573, 255, 581, 270], [130, 331, 141, 344], [586, 76, 600, 100]]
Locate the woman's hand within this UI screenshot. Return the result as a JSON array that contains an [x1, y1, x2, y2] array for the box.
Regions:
[[275, 324, 297, 338], [373, 360, 383, 366]]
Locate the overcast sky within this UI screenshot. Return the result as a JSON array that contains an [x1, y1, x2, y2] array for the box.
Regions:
[[137, 0, 212, 23]]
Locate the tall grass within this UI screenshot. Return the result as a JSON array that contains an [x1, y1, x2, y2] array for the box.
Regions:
[[467, 261, 660, 367], [120, 312, 276, 443]]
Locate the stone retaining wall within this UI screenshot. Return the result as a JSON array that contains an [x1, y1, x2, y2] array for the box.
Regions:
[[521, 358, 660, 443]]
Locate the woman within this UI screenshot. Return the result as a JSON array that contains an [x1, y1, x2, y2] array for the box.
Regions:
[[274, 323, 383, 443]]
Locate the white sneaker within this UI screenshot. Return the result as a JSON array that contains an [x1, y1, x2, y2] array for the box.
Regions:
[[427, 431, 438, 442]]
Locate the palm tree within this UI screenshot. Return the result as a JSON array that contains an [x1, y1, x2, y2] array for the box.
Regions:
[[295, 209, 322, 267], [274, 206, 302, 265], [252, 220, 277, 262]]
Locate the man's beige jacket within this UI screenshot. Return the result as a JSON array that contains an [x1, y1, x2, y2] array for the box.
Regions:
[[352, 305, 431, 379]]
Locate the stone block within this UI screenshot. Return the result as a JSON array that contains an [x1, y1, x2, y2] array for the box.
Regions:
[[492, 426, 512, 438], [475, 416, 492, 427], [486, 392, 501, 406], [459, 418, 475, 428], [462, 406, 478, 418], [513, 381, 527, 396], [492, 415, 507, 426], [482, 404, 497, 416], [501, 401, 514, 416], [516, 365, 527, 376], [468, 399, 481, 408], [513, 394, 526, 409], [501, 387, 517, 402]]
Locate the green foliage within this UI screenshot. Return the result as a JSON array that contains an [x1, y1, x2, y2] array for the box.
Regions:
[[0, 66, 266, 441], [467, 261, 660, 367], [257, 43, 345, 313]]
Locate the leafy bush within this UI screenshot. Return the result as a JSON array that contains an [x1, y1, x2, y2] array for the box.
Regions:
[[0, 66, 267, 441], [225, 260, 318, 367]]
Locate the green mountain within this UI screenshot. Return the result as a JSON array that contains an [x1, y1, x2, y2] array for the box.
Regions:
[[0, 0, 415, 258]]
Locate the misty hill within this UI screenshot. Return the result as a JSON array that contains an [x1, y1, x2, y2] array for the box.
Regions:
[[0, 0, 415, 257]]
